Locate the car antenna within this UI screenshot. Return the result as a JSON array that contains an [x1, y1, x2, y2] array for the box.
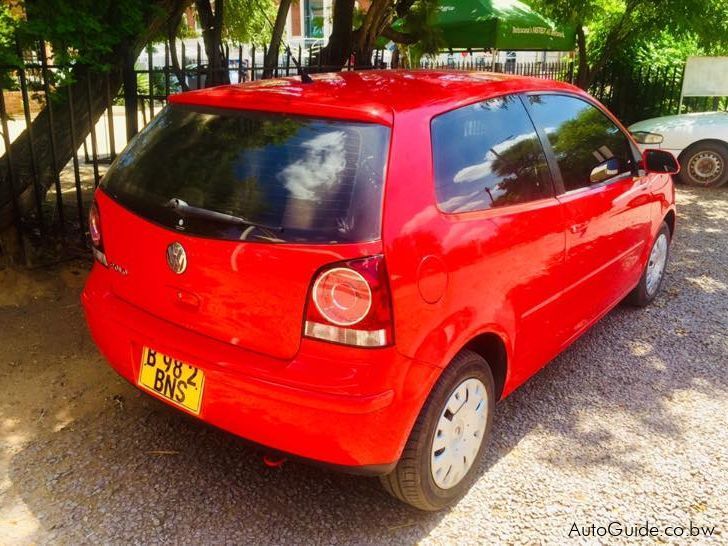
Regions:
[[257, 6, 314, 84]]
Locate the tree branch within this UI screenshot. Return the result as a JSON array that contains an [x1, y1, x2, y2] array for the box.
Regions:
[[167, 10, 190, 91], [263, 0, 292, 78], [380, 25, 417, 45]]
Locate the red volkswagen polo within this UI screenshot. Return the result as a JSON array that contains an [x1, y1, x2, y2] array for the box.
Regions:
[[83, 71, 678, 510]]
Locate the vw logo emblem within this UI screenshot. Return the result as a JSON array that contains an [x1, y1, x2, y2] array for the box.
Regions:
[[166, 242, 187, 274]]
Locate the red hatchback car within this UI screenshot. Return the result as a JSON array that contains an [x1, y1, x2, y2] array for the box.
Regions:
[[83, 71, 678, 510]]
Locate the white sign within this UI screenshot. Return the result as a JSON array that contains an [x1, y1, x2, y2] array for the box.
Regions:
[[681, 56, 728, 97]]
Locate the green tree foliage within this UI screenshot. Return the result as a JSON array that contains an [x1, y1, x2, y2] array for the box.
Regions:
[[21, 0, 154, 69], [395, 0, 444, 66], [222, 0, 276, 44], [530, 0, 728, 88], [626, 29, 726, 71], [0, 3, 20, 87]]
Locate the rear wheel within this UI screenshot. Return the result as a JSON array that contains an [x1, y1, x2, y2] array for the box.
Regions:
[[380, 350, 494, 511], [678, 142, 728, 188], [628, 222, 671, 307]]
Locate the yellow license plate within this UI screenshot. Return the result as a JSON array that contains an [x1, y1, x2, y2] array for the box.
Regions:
[[138, 347, 205, 414]]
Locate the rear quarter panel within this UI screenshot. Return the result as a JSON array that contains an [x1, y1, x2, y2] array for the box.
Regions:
[[381, 108, 524, 388], [382, 104, 563, 391]]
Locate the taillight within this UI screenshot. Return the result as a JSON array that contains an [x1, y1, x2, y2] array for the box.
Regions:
[[89, 201, 107, 266], [305, 255, 393, 348], [89, 201, 102, 247], [312, 268, 371, 326]]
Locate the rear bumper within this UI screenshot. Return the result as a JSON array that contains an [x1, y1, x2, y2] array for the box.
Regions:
[[81, 265, 439, 471]]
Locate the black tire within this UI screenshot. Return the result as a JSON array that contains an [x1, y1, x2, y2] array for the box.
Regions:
[[380, 350, 495, 511], [628, 222, 671, 307], [678, 141, 728, 188]]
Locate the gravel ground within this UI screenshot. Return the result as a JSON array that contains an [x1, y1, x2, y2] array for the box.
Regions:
[[1, 187, 726, 545]]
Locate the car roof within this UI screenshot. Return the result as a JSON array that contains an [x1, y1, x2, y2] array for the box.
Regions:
[[168, 70, 585, 126]]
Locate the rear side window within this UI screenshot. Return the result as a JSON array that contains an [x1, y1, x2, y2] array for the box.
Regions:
[[431, 94, 552, 213], [101, 105, 390, 243], [526, 94, 636, 191]]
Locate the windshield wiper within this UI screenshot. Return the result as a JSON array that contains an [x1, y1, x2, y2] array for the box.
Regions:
[[164, 198, 283, 232]]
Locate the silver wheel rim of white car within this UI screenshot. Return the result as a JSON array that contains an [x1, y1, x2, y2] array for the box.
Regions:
[[430, 377, 488, 489], [688, 151, 724, 185], [646, 233, 668, 296]]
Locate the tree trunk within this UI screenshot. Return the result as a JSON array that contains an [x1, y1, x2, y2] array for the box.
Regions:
[[353, 0, 393, 67], [168, 11, 190, 92], [263, 0, 292, 78], [575, 4, 635, 90], [0, 0, 194, 231], [196, 0, 229, 86], [574, 23, 590, 89], [311, 0, 356, 71]]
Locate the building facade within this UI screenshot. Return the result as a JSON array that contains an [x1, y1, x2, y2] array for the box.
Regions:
[[285, 0, 372, 49]]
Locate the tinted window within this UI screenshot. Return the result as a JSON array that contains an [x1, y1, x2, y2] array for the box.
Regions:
[[432, 95, 552, 213], [527, 95, 636, 191], [101, 105, 390, 243]]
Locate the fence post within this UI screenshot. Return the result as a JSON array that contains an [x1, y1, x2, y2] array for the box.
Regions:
[[164, 41, 171, 100], [0, 84, 26, 262], [123, 50, 138, 140], [251, 45, 256, 81], [238, 44, 243, 82], [38, 41, 65, 232], [65, 86, 86, 243], [15, 37, 45, 236], [105, 74, 116, 162], [147, 45, 155, 118], [568, 59, 575, 84], [176, 41, 185, 91], [84, 77, 100, 186], [197, 43, 202, 88]]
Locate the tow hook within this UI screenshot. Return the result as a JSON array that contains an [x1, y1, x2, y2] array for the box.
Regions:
[[262, 454, 287, 468]]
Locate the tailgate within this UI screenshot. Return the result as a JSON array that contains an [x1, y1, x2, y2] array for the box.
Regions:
[[98, 191, 379, 360]]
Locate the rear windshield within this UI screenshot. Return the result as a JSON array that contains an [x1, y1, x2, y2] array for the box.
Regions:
[[101, 105, 390, 243]]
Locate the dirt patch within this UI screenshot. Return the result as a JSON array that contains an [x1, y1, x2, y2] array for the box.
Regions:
[[0, 261, 88, 307], [0, 259, 130, 542]]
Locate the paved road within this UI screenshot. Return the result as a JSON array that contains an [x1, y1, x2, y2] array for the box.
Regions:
[[1, 187, 726, 544]]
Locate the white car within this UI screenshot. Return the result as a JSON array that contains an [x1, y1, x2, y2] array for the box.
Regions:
[[629, 112, 728, 187]]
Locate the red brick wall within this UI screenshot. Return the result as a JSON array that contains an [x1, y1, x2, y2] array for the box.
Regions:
[[291, 0, 302, 36], [3, 91, 43, 116]]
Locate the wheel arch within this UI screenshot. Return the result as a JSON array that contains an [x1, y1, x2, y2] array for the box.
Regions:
[[462, 332, 508, 401], [663, 209, 676, 238], [677, 138, 728, 162]]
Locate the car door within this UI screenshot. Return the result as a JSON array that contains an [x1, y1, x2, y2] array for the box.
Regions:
[[525, 93, 653, 344]]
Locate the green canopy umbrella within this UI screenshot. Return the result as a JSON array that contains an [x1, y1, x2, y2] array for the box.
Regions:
[[433, 0, 575, 51]]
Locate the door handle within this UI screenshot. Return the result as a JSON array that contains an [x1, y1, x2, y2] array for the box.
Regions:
[[569, 222, 588, 235]]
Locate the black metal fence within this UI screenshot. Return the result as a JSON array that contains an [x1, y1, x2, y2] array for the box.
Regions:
[[0, 39, 725, 266], [589, 63, 727, 124]]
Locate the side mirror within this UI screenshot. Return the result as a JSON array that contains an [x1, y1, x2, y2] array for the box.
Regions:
[[590, 157, 620, 184], [642, 149, 680, 175]]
